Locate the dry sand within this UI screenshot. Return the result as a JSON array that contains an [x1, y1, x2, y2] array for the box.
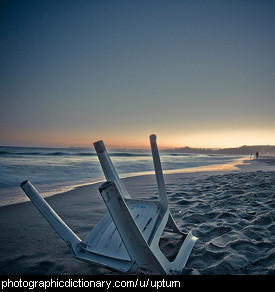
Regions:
[[0, 158, 274, 275]]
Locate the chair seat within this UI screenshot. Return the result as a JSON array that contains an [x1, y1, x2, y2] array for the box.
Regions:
[[82, 199, 160, 262]]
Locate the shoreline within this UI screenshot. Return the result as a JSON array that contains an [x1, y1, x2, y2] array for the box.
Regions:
[[0, 156, 248, 209], [0, 157, 275, 275]]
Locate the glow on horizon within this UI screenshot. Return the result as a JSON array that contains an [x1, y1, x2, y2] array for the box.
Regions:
[[166, 129, 275, 149], [98, 129, 275, 149], [1, 128, 275, 149]]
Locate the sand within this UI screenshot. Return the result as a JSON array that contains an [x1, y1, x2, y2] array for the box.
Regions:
[[0, 158, 274, 275]]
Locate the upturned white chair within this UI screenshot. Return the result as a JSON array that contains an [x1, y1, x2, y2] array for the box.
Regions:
[[21, 134, 197, 274]]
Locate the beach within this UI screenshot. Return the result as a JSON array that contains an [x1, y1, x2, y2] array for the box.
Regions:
[[0, 158, 274, 275]]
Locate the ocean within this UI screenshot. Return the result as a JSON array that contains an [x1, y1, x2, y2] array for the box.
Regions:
[[0, 146, 244, 207]]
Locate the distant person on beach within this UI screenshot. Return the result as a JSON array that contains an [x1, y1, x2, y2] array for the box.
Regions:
[[256, 151, 259, 159]]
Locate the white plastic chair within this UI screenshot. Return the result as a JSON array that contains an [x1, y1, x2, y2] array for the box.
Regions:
[[21, 134, 197, 274]]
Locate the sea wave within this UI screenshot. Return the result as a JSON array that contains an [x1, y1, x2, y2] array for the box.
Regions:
[[0, 146, 236, 159], [0, 150, 93, 157], [0, 150, 152, 157]]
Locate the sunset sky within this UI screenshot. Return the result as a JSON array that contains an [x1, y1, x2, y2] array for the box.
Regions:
[[1, 0, 275, 149]]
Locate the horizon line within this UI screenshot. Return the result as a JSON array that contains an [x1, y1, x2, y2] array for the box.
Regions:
[[1, 144, 275, 150]]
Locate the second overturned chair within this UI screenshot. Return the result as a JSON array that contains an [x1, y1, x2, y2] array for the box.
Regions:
[[21, 134, 197, 275]]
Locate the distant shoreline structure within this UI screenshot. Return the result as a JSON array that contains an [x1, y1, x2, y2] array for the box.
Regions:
[[164, 145, 275, 156]]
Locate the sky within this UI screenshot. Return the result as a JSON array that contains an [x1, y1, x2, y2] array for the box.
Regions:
[[1, 0, 275, 149]]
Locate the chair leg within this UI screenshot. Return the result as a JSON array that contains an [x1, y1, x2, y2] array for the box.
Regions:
[[94, 140, 131, 199], [150, 134, 168, 210], [20, 180, 81, 254]]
